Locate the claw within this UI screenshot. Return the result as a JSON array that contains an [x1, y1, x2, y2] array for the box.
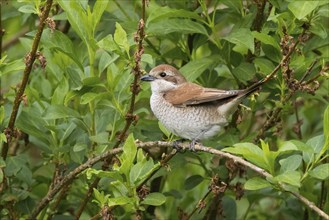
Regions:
[[189, 139, 197, 151], [173, 139, 185, 151]]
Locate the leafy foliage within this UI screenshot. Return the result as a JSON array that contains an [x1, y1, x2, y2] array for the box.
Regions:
[[0, 0, 328, 219]]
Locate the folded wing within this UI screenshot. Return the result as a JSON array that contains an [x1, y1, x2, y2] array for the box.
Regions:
[[164, 83, 240, 107]]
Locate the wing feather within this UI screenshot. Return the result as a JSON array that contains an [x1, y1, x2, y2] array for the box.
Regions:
[[164, 83, 240, 107]]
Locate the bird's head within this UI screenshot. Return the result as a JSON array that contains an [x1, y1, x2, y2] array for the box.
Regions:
[[141, 64, 187, 93]]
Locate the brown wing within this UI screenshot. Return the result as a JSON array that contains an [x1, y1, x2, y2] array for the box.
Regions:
[[164, 83, 240, 107]]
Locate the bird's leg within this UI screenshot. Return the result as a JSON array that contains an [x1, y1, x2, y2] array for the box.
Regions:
[[173, 139, 185, 151], [189, 139, 198, 151], [189, 129, 207, 151]]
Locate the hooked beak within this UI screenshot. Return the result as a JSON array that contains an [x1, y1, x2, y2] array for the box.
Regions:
[[140, 74, 156, 82]]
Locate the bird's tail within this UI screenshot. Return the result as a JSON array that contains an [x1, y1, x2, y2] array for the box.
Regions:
[[238, 78, 266, 98], [217, 78, 266, 116]]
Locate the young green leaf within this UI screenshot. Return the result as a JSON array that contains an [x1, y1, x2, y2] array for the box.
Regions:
[[119, 134, 137, 178], [309, 164, 329, 180], [224, 28, 254, 54], [114, 23, 130, 56], [141, 193, 166, 206], [274, 171, 301, 187], [223, 143, 269, 172], [279, 155, 302, 173], [288, 1, 319, 20]]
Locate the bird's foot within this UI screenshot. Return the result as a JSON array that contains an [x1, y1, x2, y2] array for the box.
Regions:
[[173, 139, 185, 152], [189, 139, 198, 151]]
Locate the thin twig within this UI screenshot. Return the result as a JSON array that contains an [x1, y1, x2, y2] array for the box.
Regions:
[[255, 28, 308, 141], [1, 0, 53, 159], [187, 189, 212, 220], [300, 60, 318, 83]]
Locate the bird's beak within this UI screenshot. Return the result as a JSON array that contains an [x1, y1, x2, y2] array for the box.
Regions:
[[140, 74, 156, 81]]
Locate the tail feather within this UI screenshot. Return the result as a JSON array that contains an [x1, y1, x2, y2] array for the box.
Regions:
[[217, 78, 265, 116]]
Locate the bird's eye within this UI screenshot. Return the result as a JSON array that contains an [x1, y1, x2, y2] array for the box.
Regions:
[[159, 72, 166, 77]]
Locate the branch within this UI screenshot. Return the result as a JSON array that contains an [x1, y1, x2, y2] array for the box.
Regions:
[[1, 0, 53, 159], [139, 141, 329, 220], [29, 141, 329, 219]]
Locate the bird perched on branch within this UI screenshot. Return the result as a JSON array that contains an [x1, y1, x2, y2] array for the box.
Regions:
[[141, 64, 265, 150]]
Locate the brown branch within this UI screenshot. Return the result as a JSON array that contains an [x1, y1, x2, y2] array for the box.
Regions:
[[1, 0, 53, 160], [28, 140, 329, 219], [163, 141, 329, 220]]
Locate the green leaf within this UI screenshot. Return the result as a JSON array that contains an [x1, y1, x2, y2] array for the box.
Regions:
[[274, 171, 301, 187], [288, 1, 319, 20], [224, 28, 254, 54], [0, 169, 3, 183], [86, 168, 123, 181], [279, 140, 314, 153], [184, 175, 204, 190], [180, 56, 220, 81], [41, 29, 84, 71], [57, 0, 89, 42], [130, 158, 158, 185], [251, 31, 280, 50], [0, 106, 4, 123], [114, 22, 130, 56], [52, 77, 69, 105], [89, 132, 109, 144], [232, 62, 256, 84], [254, 58, 276, 75], [147, 6, 203, 25], [73, 143, 87, 152], [18, 4, 38, 14], [119, 134, 137, 178], [0, 133, 7, 143], [279, 155, 302, 173], [323, 105, 329, 149], [43, 105, 80, 119], [93, 188, 110, 206], [307, 135, 325, 153], [310, 23, 328, 39], [0, 59, 25, 76], [91, 0, 108, 33], [158, 122, 172, 138], [260, 140, 278, 175], [244, 177, 271, 190], [108, 196, 136, 207], [5, 155, 27, 176], [309, 164, 329, 180], [141, 193, 166, 206], [97, 34, 122, 54], [147, 19, 208, 36], [223, 143, 269, 171]]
